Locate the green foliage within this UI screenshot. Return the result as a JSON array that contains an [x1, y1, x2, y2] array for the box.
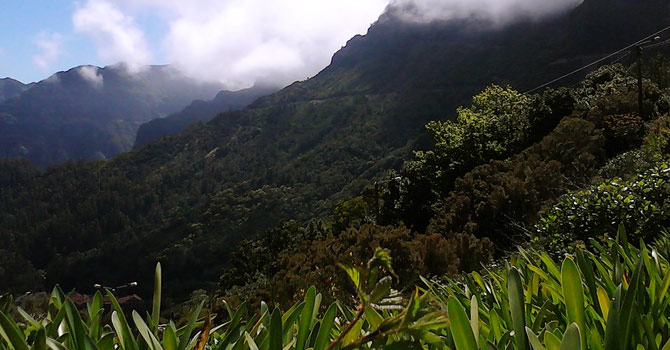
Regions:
[[331, 196, 372, 234], [0, 92, 405, 300], [2, 1, 670, 307], [644, 116, 670, 159], [428, 117, 606, 246], [0, 264, 209, 350], [3, 231, 670, 349], [422, 231, 670, 349], [414, 85, 534, 192], [640, 53, 670, 89], [536, 162, 670, 253], [269, 224, 492, 307]]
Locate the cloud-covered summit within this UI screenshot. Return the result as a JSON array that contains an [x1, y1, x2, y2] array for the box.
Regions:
[[73, 0, 152, 74], [69, 0, 584, 90], [388, 0, 583, 25]]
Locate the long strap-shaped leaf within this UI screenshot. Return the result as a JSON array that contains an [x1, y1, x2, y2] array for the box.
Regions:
[[176, 301, 203, 350], [561, 258, 586, 350], [133, 311, 164, 350], [295, 286, 316, 350], [107, 290, 139, 350], [560, 324, 581, 350], [525, 327, 545, 350], [508, 267, 528, 350], [620, 258, 644, 348], [151, 263, 162, 335], [604, 286, 622, 350], [313, 304, 337, 350], [447, 298, 477, 350], [269, 308, 283, 350], [31, 327, 48, 350], [0, 311, 29, 350]]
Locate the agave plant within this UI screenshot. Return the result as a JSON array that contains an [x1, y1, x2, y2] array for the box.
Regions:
[[0, 263, 209, 350], [2, 230, 670, 350], [423, 227, 670, 349], [207, 248, 446, 350]]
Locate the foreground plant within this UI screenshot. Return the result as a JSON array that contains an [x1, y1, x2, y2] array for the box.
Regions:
[[424, 228, 670, 349], [2, 230, 670, 349]]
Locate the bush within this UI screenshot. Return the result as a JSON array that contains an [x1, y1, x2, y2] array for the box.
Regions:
[[428, 117, 607, 246], [536, 162, 670, 253], [271, 224, 493, 306]]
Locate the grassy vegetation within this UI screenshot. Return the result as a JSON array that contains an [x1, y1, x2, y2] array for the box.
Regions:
[[2, 228, 670, 349]]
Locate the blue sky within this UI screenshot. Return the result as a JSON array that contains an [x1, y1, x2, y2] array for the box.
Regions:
[[0, 1, 168, 83]]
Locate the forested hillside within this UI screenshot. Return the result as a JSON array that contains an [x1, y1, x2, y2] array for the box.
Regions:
[[0, 65, 224, 166], [0, 0, 668, 306], [134, 85, 279, 147]]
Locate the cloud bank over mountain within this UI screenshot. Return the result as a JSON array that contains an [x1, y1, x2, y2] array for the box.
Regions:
[[73, 0, 152, 73], [70, 0, 584, 89], [389, 0, 583, 24], [73, 0, 388, 89]]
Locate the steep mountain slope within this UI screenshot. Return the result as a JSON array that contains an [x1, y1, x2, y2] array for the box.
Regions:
[[134, 85, 278, 147], [0, 78, 31, 103], [0, 0, 667, 298], [0, 65, 223, 166]]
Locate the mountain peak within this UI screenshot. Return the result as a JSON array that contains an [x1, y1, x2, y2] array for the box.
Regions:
[[0, 77, 31, 103]]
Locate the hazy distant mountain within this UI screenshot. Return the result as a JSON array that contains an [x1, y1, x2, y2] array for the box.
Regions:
[[134, 85, 278, 147], [0, 0, 668, 297], [0, 65, 224, 166], [0, 78, 31, 103]]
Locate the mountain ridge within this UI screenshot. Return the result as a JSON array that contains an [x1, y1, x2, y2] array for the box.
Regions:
[[0, 65, 225, 166], [134, 85, 279, 147], [0, 77, 31, 104]]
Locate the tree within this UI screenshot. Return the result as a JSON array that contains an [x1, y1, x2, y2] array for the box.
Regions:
[[413, 85, 533, 194]]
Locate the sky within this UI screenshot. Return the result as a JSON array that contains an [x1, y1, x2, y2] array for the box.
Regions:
[[0, 0, 389, 88], [0, 0, 582, 89]]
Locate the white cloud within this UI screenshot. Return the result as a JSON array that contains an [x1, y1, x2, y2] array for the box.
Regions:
[[73, 0, 151, 73], [68, 0, 584, 89], [388, 0, 583, 25], [78, 65, 104, 88], [33, 32, 64, 71], [104, 0, 389, 89]]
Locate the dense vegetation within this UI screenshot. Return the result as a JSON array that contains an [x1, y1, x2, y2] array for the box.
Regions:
[[2, 229, 670, 349], [1, 0, 670, 317], [1, 1, 670, 348], [214, 61, 670, 306], [134, 85, 278, 148]]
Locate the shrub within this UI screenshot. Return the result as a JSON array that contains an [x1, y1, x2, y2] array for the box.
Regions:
[[536, 162, 670, 254]]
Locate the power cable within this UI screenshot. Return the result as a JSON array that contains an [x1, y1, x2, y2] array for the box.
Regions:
[[609, 51, 632, 66], [640, 37, 670, 50], [524, 24, 670, 94]]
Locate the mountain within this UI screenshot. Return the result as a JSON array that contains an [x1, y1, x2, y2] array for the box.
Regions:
[[0, 0, 668, 298], [0, 78, 31, 103], [134, 85, 278, 147], [0, 65, 224, 166]]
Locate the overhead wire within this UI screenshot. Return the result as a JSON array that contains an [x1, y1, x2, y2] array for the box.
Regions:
[[524, 23, 670, 94], [608, 51, 632, 66], [640, 37, 670, 50]]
